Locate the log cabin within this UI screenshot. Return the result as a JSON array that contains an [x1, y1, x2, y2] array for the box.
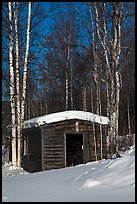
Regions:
[[22, 110, 109, 172]]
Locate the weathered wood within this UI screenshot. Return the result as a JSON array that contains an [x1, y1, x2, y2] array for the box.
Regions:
[[22, 119, 108, 172]]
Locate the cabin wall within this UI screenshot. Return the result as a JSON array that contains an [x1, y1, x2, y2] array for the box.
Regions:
[[41, 127, 65, 171], [22, 120, 108, 172], [22, 127, 42, 172], [41, 120, 108, 171]]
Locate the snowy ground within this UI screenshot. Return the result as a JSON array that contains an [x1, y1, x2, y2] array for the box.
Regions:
[[2, 145, 135, 202]]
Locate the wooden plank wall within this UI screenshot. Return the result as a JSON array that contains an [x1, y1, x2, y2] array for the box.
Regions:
[[22, 127, 42, 172], [40, 120, 108, 171], [41, 127, 65, 170], [22, 119, 108, 172]]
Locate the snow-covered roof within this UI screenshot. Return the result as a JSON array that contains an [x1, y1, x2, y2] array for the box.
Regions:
[[23, 110, 109, 129]]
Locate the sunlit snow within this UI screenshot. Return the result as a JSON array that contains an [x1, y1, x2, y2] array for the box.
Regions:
[[23, 110, 109, 129], [2, 145, 135, 202]]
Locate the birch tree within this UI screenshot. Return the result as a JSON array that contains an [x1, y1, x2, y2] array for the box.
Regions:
[[65, 43, 73, 111], [13, 2, 21, 167], [91, 90, 97, 161], [94, 2, 123, 156], [8, 2, 17, 166], [65, 26, 74, 111], [8, 2, 31, 167], [65, 46, 70, 111], [49, 10, 77, 111], [18, 2, 31, 167], [86, 3, 103, 159], [75, 2, 104, 159]]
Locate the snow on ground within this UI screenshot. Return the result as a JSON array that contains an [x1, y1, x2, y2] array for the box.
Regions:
[[2, 145, 135, 202], [2, 162, 28, 178]]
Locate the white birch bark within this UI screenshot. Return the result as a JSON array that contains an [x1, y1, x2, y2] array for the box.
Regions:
[[98, 89, 103, 159], [65, 71, 68, 111], [14, 2, 21, 167], [70, 63, 73, 110], [102, 3, 113, 156], [115, 71, 120, 152], [24, 139, 27, 156], [65, 45, 70, 111], [91, 90, 97, 161], [94, 3, 112, 156], [8, 2, 17, 166], [21, 2, 31, 122], [89, 4, 99, 114], [18, 2, 31, 166], [94, 3, 123, 156], [112, 3, 123, 153], [89, 3, 103, 159]]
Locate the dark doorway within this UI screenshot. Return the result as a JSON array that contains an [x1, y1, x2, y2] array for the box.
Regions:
[[66, 134, 83, 167]]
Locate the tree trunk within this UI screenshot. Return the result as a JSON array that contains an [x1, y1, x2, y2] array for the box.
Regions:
[[19, 2, 31, 167], [14, 2, 21, 167], [89, 3, 103, 160], [21, 2, 31, 122], [94, 2, 123, 157], [91, 90, 97, 161], [70, 63, 73, 110], [111, 2, 123, 153], [65, 71, 68, 111], [115, 71, 121, 152], [83, 86, 87, 111], [127, 90, 131, 137], [98, 89, 103, 160], [65, 45, 71, 111], [8, 2, 17, 166]]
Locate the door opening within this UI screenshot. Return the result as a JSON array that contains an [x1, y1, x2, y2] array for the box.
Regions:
[[66, 134, 83, 167]]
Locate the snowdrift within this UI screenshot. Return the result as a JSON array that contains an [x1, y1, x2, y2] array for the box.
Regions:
[[2, 144, 135, 202]]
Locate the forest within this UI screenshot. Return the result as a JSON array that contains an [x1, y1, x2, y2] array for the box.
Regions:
[[2, 2, 135, 166]]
